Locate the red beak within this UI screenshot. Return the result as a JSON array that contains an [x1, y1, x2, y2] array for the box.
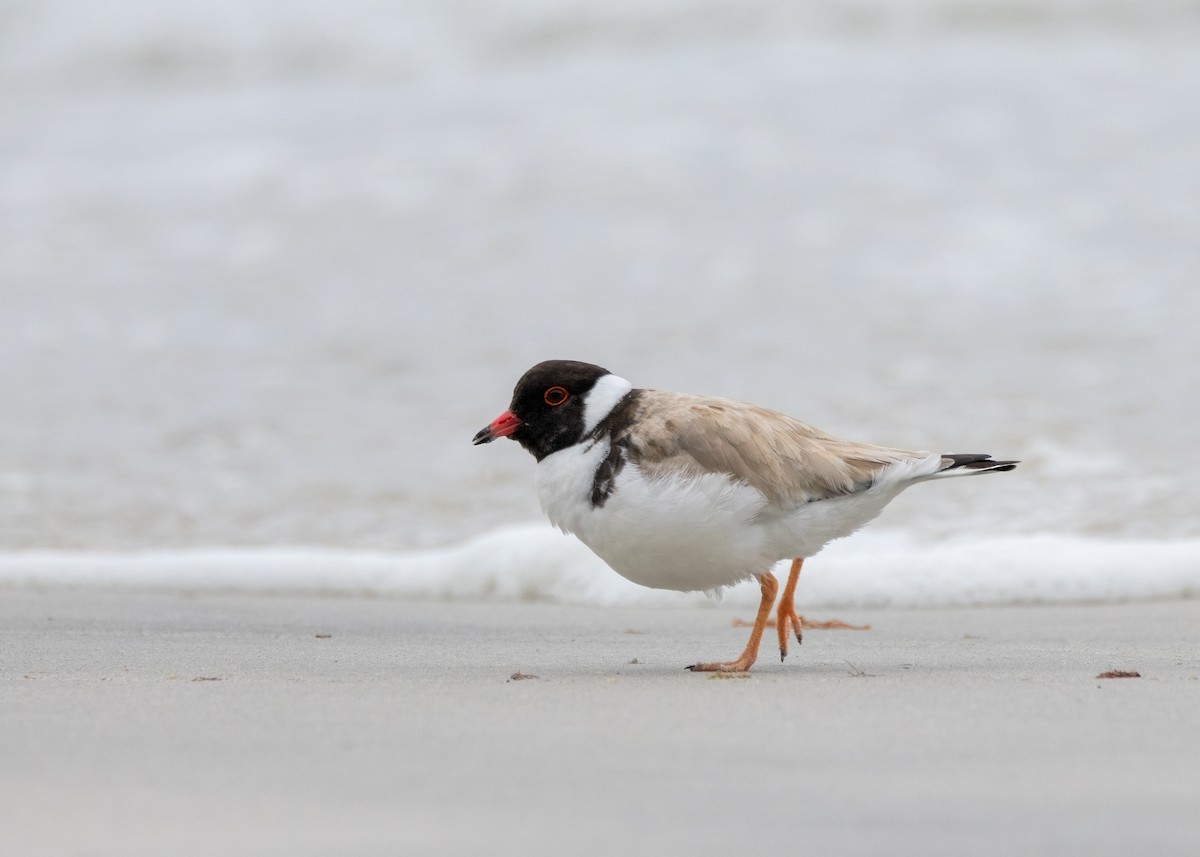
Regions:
[[472, 410, 523, 445]]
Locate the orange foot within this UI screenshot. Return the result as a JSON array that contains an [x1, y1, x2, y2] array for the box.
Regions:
[[800, 617, 872, 631], [685, 652, 757, 673], [687, 571, 777, 673]]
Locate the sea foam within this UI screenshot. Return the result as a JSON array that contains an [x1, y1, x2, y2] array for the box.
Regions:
[[2, 525, 1197, 608]]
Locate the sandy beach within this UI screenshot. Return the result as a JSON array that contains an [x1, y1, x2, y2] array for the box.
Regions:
[[5, 3, 1199, 855], [3, 587, 1198, 856]]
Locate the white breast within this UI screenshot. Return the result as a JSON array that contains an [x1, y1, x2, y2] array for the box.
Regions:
[[535, 440, 773, 592]]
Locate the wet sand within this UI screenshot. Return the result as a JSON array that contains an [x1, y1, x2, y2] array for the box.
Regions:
[[3, 588, 1198, 856]]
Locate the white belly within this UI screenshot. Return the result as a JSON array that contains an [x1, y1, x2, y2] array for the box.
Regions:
[[534, 440, 927, 593], [535, 440, 774, 592]]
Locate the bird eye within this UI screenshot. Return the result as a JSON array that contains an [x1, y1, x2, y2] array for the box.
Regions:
[[544, 386, 569, 406]]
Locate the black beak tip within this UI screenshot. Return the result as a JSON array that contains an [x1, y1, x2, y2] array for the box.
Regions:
[[471, 428, 493, 446]]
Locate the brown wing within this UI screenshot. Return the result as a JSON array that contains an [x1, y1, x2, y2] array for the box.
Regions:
[[622, 390, 928, 506]]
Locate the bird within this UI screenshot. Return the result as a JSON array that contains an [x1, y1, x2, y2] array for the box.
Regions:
[[473, 360, 1017, 672]]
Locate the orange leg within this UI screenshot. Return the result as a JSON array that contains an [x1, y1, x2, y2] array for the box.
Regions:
[[776, 558, 804, 662], [687, 571, 778, 673], [734, 558, 870, 653]]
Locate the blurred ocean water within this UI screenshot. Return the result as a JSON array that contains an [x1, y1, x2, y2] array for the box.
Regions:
[[2, 1, 1199, 601]]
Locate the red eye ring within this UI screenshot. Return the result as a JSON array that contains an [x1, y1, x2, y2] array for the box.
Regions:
[[544, 386, 569, 406]]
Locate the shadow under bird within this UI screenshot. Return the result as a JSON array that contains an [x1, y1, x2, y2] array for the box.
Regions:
[[473, 360, 1018, 672]]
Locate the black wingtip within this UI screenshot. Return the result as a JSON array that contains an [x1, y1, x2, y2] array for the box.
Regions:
[[941, 454, 1020, 473]]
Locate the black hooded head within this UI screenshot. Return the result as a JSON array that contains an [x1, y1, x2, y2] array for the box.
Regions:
[[507, 360, 612, 460]]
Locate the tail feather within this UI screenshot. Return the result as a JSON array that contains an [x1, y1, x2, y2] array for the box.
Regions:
[[932, 453, 1019, 477]]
